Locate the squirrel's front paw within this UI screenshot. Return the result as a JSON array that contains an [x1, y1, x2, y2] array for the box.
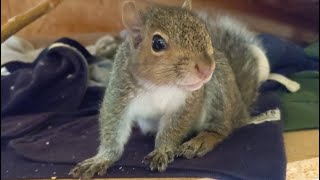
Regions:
[[69, 156, 113, 179], [178, 138, 211, 159], [143, 148, 175, 172], [178, 132, 222, 159]]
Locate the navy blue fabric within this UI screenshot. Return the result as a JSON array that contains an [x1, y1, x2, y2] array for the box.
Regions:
[[257, 34, 319, 92], [1, 38, 91, 117], [1, 36, 289, 180], [1, 116, 286, 180], [258, 34, 319, 76]]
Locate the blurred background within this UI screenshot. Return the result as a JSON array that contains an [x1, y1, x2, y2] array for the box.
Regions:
[[1, 0, 319, 46]]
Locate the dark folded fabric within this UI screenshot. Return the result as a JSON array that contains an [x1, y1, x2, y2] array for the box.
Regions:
[[1, 38, 93, 117], [1, 81, 286, 180], [258, 34, 319, 76], [257, 34, 319, 93], [1, 36, 291, 180], [1, 120, 285, 180]]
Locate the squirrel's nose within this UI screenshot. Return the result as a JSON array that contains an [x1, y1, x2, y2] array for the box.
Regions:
[[195, 62, 215, 80]]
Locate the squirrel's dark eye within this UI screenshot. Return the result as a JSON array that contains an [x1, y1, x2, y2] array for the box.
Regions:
[[152, 35, 167, 52]]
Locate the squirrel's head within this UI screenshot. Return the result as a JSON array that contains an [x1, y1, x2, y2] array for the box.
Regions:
[[122, 0, 215, 91]]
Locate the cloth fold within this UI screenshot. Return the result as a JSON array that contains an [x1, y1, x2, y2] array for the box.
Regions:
[[1, 38, 92, 117]]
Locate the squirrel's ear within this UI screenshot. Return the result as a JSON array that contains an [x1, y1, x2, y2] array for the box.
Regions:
[[182, 0, 192, 10], [122, 1, 143, 45]]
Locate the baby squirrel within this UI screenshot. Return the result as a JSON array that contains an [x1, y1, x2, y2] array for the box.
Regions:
[[70, 0, 270, 178]]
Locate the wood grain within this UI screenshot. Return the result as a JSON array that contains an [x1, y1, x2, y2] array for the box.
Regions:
[[284, 130, 319, 162]]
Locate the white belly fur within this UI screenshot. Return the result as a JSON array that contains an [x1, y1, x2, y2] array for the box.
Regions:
[[126, 86, 187, 134]]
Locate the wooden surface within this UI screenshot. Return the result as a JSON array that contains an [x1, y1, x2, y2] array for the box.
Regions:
[[284, 130, 319, 162], [1, 0, 319, 44]]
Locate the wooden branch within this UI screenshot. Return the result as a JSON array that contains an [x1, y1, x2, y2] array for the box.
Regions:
[[1, 0, 63, 44]]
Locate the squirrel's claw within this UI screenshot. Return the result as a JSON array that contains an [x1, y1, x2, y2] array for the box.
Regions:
[[143, 148, 175, 172], [69, 156, 112, 179]]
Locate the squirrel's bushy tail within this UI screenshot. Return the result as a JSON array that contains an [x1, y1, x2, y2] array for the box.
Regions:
[[198, 11, 270, 108]]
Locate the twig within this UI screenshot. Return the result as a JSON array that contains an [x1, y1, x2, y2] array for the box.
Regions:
[[1, 0, 63, 43]]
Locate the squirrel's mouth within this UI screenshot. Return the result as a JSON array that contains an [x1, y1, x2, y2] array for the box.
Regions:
[[178, 72, 213, 91], [180, 81, 204, 91]]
